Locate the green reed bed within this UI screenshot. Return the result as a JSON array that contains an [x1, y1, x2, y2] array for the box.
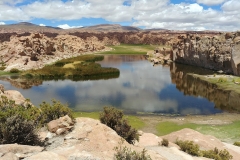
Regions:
[[22, 55, 120, 80]]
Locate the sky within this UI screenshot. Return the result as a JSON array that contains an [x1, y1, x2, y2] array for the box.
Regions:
[[0, 0, 239, 31]]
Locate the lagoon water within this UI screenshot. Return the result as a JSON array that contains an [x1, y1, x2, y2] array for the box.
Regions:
[[0, 55, 224, 115]]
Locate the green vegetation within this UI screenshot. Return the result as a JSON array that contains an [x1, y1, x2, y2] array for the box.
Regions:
[[156, 121, 198, 136], [233, 142, 240, 147], [192, 74, 240, 94], [125, 116, 145, 130], [232, 77, 240, 84], [175, 140, 233, 160], [201, 148, 233, 160], [156, 121, 240, 143], [101, 44, 156, 55], [10, 68, 20, 73], [175, 139, 201, 156], [0, 115, 43, 146], [0, 96, 73, 146], [217, 77, 227, 83], [73, 111, 145, 130], [99, 107, 139, 144], [160, 138, 169, 147], [114, 140, 152, 160], [39, 100, 73, 124], [73, 111, 100, 119], [0, 66, 6, 70], [22, 55, 119, 80]]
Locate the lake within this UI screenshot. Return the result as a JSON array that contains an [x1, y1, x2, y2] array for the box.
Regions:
[[0, 55, 232, 115]]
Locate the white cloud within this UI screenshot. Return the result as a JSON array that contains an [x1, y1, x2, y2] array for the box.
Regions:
[[57, 24, 83, 29], [0, 22, 5, 25], [0, 0, 240, 31], [0, 3, 29, 21], [39, 24, 46, 26], [196, 0, 227, 6], [222, 0, 240, 12]]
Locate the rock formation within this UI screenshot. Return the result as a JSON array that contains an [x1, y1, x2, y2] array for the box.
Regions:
[[170, 63, 240, 113], [0, 84, 30, 107], [172, 31, 240, 75], [0, 33, 108, 71], [47, 115, 74, 135], [0, 117, 239, 160], [146, 47, 173, 65]]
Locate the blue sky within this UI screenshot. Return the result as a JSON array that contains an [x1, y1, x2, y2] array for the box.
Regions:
[[0, 0, 239, 31]]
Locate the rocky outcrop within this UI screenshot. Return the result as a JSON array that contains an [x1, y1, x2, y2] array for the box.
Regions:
[[170, 63, 240, 113], [147, 47, 173, 65], [0, 84, 30, 107], [47, 115, 74, 135], [172, 31, 240, 75], [0, 144, 44, 159], [0, 33, 108, 71], [1, 117, 240, 160], [162, 128, 240, 160]]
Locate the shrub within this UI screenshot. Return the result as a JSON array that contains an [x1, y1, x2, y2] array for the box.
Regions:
[[0, 66, 6, 70], [0, 96, 41, 125], [175, 139, 201, 156], [202, 147, 233, 160], [0, 115, 43, 146], [160, 138, 169, 147], [114, 140, 152, 160], [10, 68, 20, 73], [39, 99, 73, 124], [201, 148, 221, 159], [217, 77, 227, 83], [218, 149, 233, 160], [100, 107, 139, 144], [176, 139, 233, 160], [99, 106, 124, 129], [233, 141, 240, 147]]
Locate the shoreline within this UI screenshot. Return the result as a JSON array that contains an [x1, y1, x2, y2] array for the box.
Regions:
[[74, 111, 240, 144]]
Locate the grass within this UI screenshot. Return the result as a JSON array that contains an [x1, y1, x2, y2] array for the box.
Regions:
[[73, 111, 145, 130], [156, 121, 198, 136], [21, 55, 120, 80], [100, 44, 157, 55], [156, 120, 240, 143], [191, 74, 240, 94], [125, 116, 145, 130], [73, 112, 100, 119]]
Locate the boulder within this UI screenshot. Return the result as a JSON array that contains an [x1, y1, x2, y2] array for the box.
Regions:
[[47, 115, 74, 135], [0, 152, 19, 160], [4, 90, 27, 106], [0, 144, 43, 159], [24, 151, 66, 160]]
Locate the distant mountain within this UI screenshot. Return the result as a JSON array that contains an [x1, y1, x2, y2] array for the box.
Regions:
[[0, 22, 143, 33], [0, 22, 63, 33], [77, 24, 141, 32], [144, 28, 169, 32]]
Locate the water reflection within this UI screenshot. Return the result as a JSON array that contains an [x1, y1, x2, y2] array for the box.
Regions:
[[0, 55, 230, 115], [171, 63, 240, 113]]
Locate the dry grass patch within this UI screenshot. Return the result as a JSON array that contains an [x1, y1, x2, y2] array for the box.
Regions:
[[63, 63, 75, 69]]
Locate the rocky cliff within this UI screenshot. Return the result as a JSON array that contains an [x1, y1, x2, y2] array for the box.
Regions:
[[172, 31, 240, 75], [170, 63, 240, 113], [0, 33, 107, 71]]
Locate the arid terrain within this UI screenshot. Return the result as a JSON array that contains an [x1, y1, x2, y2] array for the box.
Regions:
[[1, 23, 240, 160]]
